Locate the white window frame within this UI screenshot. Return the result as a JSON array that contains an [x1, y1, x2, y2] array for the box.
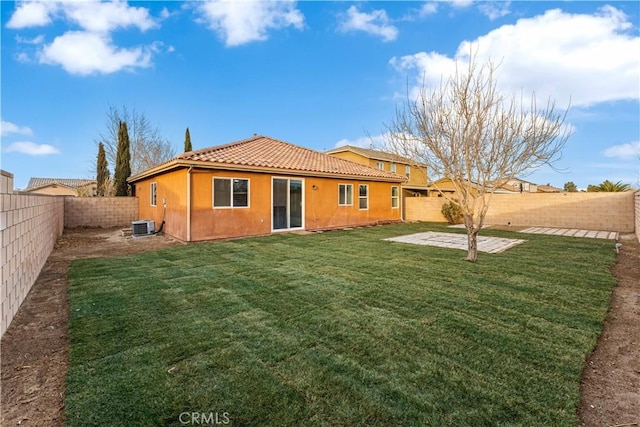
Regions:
[[376, 162, 384, 170], [338, 184, 353, 206], [390, 163, 396, 173], [271, 177, 305, 232], [358, 184, 369, 210], [150, 182, 157, 206], [391, 186, 399, 209], [212, 177, 250, 209], [405, 165, 411, 179]]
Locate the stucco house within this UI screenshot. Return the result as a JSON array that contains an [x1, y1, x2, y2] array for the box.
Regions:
[[128, 135, 406, 242], [325, 145, 428, 197], [24, 178, 97, 196]]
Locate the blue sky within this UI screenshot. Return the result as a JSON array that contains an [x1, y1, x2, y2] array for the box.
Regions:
[[1, 0, 639, 190]]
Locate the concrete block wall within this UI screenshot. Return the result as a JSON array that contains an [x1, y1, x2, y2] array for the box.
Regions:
[[405, 191, 636, 232], [65, 196, 138, 228], [1, 170, 64, 336], [635, 191, 640, 242]]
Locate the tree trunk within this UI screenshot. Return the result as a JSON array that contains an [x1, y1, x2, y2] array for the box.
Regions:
[[465, 228, 479, 262]]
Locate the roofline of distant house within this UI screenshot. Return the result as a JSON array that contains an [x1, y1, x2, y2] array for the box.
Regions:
[[25, 182, 93, 192], [326, 145, 421, 165], [25, 183, 73, 192], [25, 180, 96, 192], [128, 159, 407, 184]]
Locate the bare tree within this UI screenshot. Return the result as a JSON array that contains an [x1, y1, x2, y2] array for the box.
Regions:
[[97, 105, 176, 176], [385, 56, 570, 261]]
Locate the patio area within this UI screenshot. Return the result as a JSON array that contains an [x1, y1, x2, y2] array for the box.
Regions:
[[384, 231, 527, 254]]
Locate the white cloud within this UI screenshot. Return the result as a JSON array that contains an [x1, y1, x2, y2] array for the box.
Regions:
[[420, 3, 439, 16], [478, 1, 511, 20], [410, 1, 509, 20], [390, 6, 640, 108], [339, 5, 398, 42], [603, 141, 640, 159], [335, 134, 386, 149], [6, 1, 162, 75], [61, 1, 158, 33], [39, 31, 151, 75], [5, 141, 60, 155], [197, 0, 304, 47], [1, 120, 33, 137], [6, 1, 58, 29], [449, 0, 474, 9], [16, 52, 31, 63], [160, 7, 171, 20], [16, 34, 45, 44], [6, 1, 157, 33]]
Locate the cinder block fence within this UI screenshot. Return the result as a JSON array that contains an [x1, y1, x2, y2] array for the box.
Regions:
[[64, 196, 138, 228], [1, 171, 64, 336], [636, 191, 640, 243], [406, 192, 637, 233], [1, 170, 138, 336]]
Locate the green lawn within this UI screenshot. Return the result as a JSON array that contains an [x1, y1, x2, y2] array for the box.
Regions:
[[65, 223, 617, 426]]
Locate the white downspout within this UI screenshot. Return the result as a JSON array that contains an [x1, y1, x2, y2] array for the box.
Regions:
[[186, 166, 192, 242]]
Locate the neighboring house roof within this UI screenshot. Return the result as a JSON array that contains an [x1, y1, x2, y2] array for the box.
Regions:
[[537, 184, 563, 193], [325, 145, 417, 165], [129, 135, 406, 183], [428, 177, 480, 188], [505, 177, 537, 185], [26, 177, 96, 191]]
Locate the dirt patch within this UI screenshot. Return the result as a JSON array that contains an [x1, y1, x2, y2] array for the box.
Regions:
[[1, 228, 181, 427], [579, 234, 640, 426], [1, 228, 638, 426]]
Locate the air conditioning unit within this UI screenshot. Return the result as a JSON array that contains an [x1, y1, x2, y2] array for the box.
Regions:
[[132, 220, 155, 236]]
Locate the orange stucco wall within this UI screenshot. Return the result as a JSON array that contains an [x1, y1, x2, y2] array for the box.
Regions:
[[134, 167, 401, 242], [136, 169, 188, 240]]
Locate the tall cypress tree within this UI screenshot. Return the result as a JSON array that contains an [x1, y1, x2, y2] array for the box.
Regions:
[[113, 121, 131, 196], [184, 127, 192, 152], [96, 142, 110, 196]]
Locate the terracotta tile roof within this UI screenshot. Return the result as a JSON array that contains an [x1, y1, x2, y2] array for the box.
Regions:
[[26, 177, 95, 190], [175, 135, 404, 181], [325, 145, 415, 164]]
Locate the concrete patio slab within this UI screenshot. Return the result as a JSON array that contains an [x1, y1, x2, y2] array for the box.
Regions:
[[518, 227, 619, 240], [384, 232, 526, 254]]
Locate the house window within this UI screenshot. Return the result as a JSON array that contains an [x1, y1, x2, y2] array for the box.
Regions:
[[213, 178, 249, 208], [405, 166, 411, 179], [376, 162, 384, 170], [390, 163, 396, 173], [150, 182, 157, 206], [358, 184, 368, 210], [338, 184, 353, 206], [391, 186, 399, 209]]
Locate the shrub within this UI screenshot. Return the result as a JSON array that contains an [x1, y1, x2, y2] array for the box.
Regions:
[[441, 200, 463, 224]]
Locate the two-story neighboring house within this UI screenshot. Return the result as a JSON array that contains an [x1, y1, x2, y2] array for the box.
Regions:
[[325, 146, 428, 197]]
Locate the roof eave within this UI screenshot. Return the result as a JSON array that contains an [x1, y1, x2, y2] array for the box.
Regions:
[[128, 159, 405, 183], [127, 159, 185, 183]]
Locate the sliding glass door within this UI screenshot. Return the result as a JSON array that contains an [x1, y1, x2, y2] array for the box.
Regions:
[[272, 178, 304, 231]]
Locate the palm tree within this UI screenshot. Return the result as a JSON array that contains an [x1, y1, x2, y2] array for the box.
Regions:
[[592, 180, 632, 192]]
